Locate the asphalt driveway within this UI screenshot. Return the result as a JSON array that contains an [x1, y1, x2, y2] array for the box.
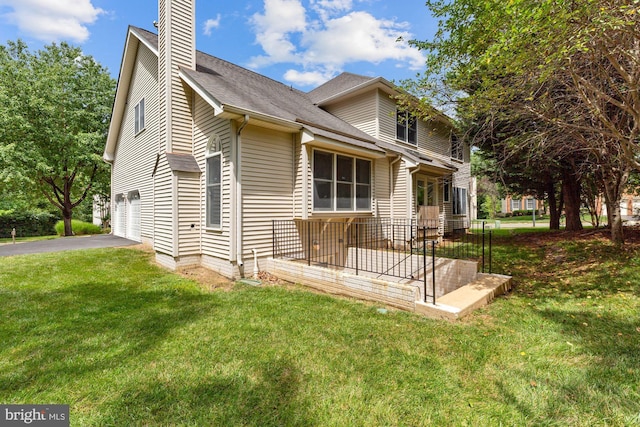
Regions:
[[0, 234, 139, 257]]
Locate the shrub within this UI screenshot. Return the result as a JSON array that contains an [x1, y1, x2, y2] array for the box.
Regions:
[[55, 220, 103, 236], [0, 211, 58, 238]]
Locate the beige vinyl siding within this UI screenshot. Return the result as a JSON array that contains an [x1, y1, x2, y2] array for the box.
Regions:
[[378, 93, 398, 144], [419, 121, 450, 158], [374, 157, 390, 218], [391, 159, 409, 219], [323, 91, 378, 137], [159, 0, 195, 154], [292, 141, 301, 218], [153, 154, 174, 255], [193, 94, 232, 260], [177, 174, 201, 255], [241, 125, 294, 259], [111, 43, 158, 242]]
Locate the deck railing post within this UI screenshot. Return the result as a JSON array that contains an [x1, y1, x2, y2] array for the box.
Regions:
[[482, 224, 486, 273], [307, 221, 311, 266], [489, 230, 493, 274], [432, 240, 436, 305], [355, 222, 359, 275], [422, 226, 427, 303]]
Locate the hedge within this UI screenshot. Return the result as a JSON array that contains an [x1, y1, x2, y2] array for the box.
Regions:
[[54, 220, 102, 236], [0, 211, 59, 238]]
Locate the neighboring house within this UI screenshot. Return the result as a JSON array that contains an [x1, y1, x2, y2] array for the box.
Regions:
[[597, 193, 640, 218], [104, 0, 471, 280], [501, 194, 543, 215]]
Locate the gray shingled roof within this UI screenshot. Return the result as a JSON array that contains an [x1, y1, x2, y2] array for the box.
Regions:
[[376, 140, 457, 173], [132, 27, 384, 153], [306, 72, 377, 104]]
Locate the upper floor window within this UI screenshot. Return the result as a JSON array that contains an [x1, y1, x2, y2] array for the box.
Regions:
[[451, 131, 463, 161], [134, 98, 145, 135], [443, 178, 451, 203], [396, 109, 417, 145], [313, 150, 371, 212]]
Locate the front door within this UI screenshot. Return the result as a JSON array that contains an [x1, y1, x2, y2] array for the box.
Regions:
[[416, 176, 439, 232]]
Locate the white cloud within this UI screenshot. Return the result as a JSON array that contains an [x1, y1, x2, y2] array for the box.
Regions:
[[283, 69, 336, 87], [249, 0, 425, 87], [303, 12, 424, 69], [203, 14, 222, 36], [0, 0, 103, 43], [249, 0, 307, 66]]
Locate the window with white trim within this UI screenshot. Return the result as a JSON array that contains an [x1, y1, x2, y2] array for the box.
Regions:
[[525, 198, 535, 210], [396, 109, 417, 145], [511, 199, 521, 211], [206, 135, 222, 228], [313, 150, 371, 212], [134, 98, 145, 135], [452, 187, 467, 215], [451, 131, 463, 161]]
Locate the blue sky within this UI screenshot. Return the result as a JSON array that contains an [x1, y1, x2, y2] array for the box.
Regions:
[[0, 0, 439, 90]]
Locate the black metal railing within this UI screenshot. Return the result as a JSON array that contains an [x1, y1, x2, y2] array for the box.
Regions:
[[272, 218, 493, 304]]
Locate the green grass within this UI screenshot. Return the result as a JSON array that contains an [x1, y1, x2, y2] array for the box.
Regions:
[[55, 220, 103, 236], [1, 234, 639, 425], [0, 235, 58, 245]]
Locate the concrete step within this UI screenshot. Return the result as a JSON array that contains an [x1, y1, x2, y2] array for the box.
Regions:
[[415, 273, 512, 320]]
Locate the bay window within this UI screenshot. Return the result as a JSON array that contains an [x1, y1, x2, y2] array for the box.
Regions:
[[313, 150, 371, 212]]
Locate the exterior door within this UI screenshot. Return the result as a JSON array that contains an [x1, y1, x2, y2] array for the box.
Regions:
[[127, 194, 141, 241], [114, 197, 126, 237], [416, 176, 439, 232]]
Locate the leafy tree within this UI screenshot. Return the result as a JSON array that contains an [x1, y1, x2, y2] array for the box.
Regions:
[[404, 0, 640, 243], [0, 40, 115, 236]]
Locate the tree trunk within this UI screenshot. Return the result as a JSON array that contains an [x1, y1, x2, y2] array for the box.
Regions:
[[561, 169, 583, 231], [62, 176, 74, 236], [547, 181, 561, 230], [62, 205, 73, 236], [602, 170, 629, 244]]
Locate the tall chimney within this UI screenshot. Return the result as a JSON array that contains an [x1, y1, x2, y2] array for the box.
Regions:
[[158, 0, 195, 154]]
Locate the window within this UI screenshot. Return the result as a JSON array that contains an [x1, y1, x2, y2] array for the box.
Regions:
[[525, 198, 536, 210], [451, 132, 463, 161], [511, 199, 521, 212], [396, 109, 417, 145], [206, 136, 222, 228], [443, 179, 451, 202], [134, 98, 145, 135], [313, 150, 371, 211], [453, 187, 467, 215]]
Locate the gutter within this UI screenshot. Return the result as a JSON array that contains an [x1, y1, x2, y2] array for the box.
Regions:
[[233, 114, 250, 271]]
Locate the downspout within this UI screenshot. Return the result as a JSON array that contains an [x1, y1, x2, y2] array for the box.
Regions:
[[389, 155, 401, 220], [235, 115, 250, 270], [409, 167, 420, 222]]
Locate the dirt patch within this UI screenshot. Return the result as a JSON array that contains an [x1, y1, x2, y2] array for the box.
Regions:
[[176, 267, 292, 292], [177, 266, 236, 291]]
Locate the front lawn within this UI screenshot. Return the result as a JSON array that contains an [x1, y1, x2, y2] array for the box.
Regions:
[[1, 231, 639, 425]]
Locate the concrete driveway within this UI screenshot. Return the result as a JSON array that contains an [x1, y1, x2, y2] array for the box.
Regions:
[[0, 234, 139, 257]]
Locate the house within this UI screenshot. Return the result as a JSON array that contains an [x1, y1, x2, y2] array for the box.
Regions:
[[104, 0, 471, 282], [501, 194, 544, 216]]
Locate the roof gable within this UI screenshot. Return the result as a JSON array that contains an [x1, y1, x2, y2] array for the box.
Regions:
[[105, 26, 385, 161]]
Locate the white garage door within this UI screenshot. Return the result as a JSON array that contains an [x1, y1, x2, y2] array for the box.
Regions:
[[127, 195, 141, 242], [114, 197, 126, 237]]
